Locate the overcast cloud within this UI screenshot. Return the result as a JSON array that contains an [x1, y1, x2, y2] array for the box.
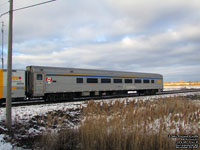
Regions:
[[0, 0, 200, 81]]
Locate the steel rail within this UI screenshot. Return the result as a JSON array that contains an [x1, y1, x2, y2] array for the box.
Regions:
[[0, 89, 200, 108]]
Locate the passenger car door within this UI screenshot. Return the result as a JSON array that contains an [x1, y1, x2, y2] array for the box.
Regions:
[[34, 73, 44, 96]]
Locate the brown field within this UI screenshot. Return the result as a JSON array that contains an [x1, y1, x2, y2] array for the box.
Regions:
[[36, 95, 200, 150]]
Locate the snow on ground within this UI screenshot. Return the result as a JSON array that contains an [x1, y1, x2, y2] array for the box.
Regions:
[[0, 101, 84, 123], [102, 91, 200, 104], [0, 91, 200, 124], [0, 134, 13, 150], [0, 101, 84, 150], [0, 91, 200, 149], [164, 86, 200, 91], [0, 134, 24, 150]]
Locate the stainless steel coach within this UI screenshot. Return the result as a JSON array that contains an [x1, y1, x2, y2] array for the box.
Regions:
[[25, 66, 163, 101]]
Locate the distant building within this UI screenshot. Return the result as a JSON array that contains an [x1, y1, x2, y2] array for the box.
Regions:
[[164, 81, 200, 87]]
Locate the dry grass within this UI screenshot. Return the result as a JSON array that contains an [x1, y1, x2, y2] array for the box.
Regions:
[[37, 96, 200, 150]]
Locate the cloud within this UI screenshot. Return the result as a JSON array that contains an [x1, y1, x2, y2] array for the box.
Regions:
[[13, 22, 200, 80], [0, 0, 200, 82]]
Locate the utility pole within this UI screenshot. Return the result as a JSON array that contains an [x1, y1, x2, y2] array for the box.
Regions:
[[1, 21, 4, 69], [3, 0, 56, 132], [6, 0, 13, 132]]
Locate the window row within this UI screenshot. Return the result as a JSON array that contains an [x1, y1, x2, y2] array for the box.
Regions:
[[77, 78, 155, 84]]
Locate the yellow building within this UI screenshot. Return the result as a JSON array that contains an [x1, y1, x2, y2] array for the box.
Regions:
[[164, 81, 200, 87]]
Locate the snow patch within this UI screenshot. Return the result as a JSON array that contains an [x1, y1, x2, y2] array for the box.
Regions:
[[0, 134, 13, 150]]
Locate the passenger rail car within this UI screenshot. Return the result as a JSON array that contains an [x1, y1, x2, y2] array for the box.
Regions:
[[0, 66, 163, 103], [26, 66, 163, 101]]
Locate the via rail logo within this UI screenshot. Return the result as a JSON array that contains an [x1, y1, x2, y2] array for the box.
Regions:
[[46, 77, 52, 84]]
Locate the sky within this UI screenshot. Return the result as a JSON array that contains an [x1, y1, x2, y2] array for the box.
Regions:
[[0, 0, 200, 81]]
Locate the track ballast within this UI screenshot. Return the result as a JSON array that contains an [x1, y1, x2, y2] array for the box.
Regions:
[[0, 89, 200, 107]]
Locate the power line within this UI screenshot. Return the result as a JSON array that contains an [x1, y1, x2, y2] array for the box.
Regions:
[[0, 0, 56, 18], [14, 0, 56, 12], [0, 11, 8, 18]]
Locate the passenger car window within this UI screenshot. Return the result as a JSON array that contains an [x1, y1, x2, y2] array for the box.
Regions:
[[37, 74, 43, 80], [135, 79, 141, 83], [114, 79, 122, 83], [143, 80, 150, 83], [87, 78, 98, 83], [101, 78, 111, 83], [151, 80, 155, 83], [125, 79, 132, 83]]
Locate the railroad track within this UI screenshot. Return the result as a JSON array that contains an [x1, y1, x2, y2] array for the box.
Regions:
[[0, 89, 200, 107], [158, 89, 200, 95]]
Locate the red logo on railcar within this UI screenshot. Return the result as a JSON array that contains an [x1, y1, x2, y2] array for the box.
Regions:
[[46, 77, 52, 82]]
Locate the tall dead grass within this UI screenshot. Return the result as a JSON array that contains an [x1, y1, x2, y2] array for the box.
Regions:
[[38, 96, 200, 150]]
